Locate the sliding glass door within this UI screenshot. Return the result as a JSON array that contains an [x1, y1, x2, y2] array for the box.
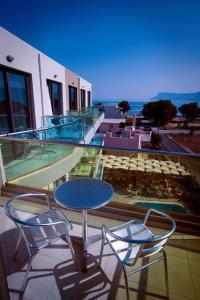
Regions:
[[0, 67, 33, 134], [81, 89, 85, 108], [69, 86, 77, 110], [47, 80, 63, 115], [0, 71, 9, 133]]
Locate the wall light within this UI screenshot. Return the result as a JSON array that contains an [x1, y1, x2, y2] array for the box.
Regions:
[[54, 74, 57, 79], [6, 55, 14, 63]]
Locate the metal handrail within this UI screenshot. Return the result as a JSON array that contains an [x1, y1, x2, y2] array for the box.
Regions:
[[103, 208, 176, 244], [4, 193, 73, 230], [0, 134, 199, 158]]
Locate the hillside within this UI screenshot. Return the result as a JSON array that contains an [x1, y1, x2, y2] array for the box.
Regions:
[[150, 92, 200, 102]]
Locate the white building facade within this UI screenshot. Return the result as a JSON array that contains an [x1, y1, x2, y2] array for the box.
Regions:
[[0, 26, 92, 133]]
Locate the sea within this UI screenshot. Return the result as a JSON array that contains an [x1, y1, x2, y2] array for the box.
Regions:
[[93, 99, 200, 116]]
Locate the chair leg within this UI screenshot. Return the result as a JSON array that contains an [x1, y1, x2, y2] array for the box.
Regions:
[[13, 233, 22, 260], [163, 250, 169, 299], [122, 265, 130, 300], [98, 234, 105, 269], [20, 251, 37, 293], [64, 234, 76, 268]]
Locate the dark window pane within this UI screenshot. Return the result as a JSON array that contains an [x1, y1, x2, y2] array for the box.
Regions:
[[81, 89, 85, 108], [0, 71, 9, 133], [52, 83, 59, 100], [0, 116, 9, 134], [0, 71, 6, 101], [8, 73, 29, 114], [14, 115, 31, 132], [88, 91, 91, 106], [48, 80, 62, 115], [0, 71, 7, 114], [69, 86, 77, 110]]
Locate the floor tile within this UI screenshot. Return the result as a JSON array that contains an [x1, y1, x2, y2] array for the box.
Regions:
[[188, 259, 200, 300], [167, 255, 196, 299], [185, 239, 200, 262]]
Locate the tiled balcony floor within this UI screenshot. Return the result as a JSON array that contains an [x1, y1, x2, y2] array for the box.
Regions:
[[0, 197, 200, 300]]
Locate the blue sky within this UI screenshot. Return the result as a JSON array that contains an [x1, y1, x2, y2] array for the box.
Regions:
[[1, 0, 200, 100]]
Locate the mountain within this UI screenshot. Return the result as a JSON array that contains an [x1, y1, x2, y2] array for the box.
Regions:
[[150, 92, 200, 102]]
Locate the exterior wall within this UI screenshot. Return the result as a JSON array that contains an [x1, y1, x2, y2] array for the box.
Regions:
[[0, 26, 93, 130], [98, 122, 120, 133], [79, 77, 92, 108], [65, 68, 79, 111], [39, 52, 67, 117], [104, 132, 141, 149], [0, 27, 42, 128]]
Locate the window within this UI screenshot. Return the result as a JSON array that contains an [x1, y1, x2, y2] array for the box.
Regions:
[[69, 86, 77, 110], [87, 91, 91, 107], [0, 67, 33, 133], [47, 80, 62, 115], [81, 89, 86, 108]]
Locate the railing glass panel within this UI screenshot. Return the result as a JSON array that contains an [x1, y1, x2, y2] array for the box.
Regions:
[[0, 138, 199, 218]]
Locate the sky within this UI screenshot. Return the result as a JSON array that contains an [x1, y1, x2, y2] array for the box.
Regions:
[[0, 0, 200, 100]]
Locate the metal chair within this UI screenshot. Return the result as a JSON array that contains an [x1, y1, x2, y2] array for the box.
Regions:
[[4, 193, 75, 294], [99, 209, 176, 300]]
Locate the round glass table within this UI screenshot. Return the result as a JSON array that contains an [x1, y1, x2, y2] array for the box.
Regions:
[[54, 177, 114, 253]]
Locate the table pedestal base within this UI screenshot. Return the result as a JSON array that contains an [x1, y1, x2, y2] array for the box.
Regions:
[[71, 234, 102, 273]]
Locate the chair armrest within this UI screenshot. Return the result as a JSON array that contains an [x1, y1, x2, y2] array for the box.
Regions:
[[6, 193, 52, 209], [143, 208, 175, 226], [102, 224, 153, 244], [14, 217, 71, 229]]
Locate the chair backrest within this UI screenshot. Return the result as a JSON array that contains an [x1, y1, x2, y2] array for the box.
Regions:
[[104, 210, 176, 265], [4, 193, 50, 227]]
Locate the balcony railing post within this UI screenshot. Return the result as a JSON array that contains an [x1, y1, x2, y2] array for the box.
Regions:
[[0, 144, 6, 187]]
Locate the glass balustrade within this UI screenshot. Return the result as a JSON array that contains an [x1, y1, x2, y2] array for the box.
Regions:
[[0, 137, 199, 221]]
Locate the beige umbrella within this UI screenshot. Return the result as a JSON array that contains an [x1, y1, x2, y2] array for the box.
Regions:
[[180, 170, 190, 176], [136, 166, 146, 172], [161, 166, 170, 171], [106, 159, 116, 164], [112, 161, 121, 166], [113, 165, 121, 169], [120, 156, 130, 161], [153, 168, 162, 174], [176, 167, 185, 172], [129, 165, 138, 171], [120, 165, 129, 170], [170, 170, 180, 175], [114, 157, 124, 162], [130, 158, 137, 164], [105, 164, 113, 169], [129, 163, 138, 168], [106, 155, 116, 159], [163, 170, 172, 175], [137, 161, 145, 166]]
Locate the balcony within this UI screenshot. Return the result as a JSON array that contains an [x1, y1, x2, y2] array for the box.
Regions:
[[0, 137, 200, 299], [1, 107, 104, 145], [0, 196, 200, 300]]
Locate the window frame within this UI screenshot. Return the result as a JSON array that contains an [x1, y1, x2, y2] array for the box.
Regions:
[[47, 79, 63, 115], [68, 85, 78, 111], [0, 64, 35, 133]]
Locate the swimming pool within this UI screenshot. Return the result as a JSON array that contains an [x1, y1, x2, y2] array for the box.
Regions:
[[133, 201, 187, 214], [89, 136, 104, 146]]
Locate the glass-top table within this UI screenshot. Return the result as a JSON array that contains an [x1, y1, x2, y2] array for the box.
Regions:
[[54, 177, 114, 256]]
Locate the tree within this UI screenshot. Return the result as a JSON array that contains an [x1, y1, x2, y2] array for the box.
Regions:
[[179, 102, 200, 128], [150, 131, 162, 149], [142, 100, 177, 127], [118, 100, 130, 113]]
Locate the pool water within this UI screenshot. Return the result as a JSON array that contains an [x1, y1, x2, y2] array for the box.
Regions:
[[89, 136, 103, 146], [134, 201, 187, 214]]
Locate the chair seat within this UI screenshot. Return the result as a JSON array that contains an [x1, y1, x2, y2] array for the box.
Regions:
[[106, 222, 154, 265], [23, 209, 69, 250]]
